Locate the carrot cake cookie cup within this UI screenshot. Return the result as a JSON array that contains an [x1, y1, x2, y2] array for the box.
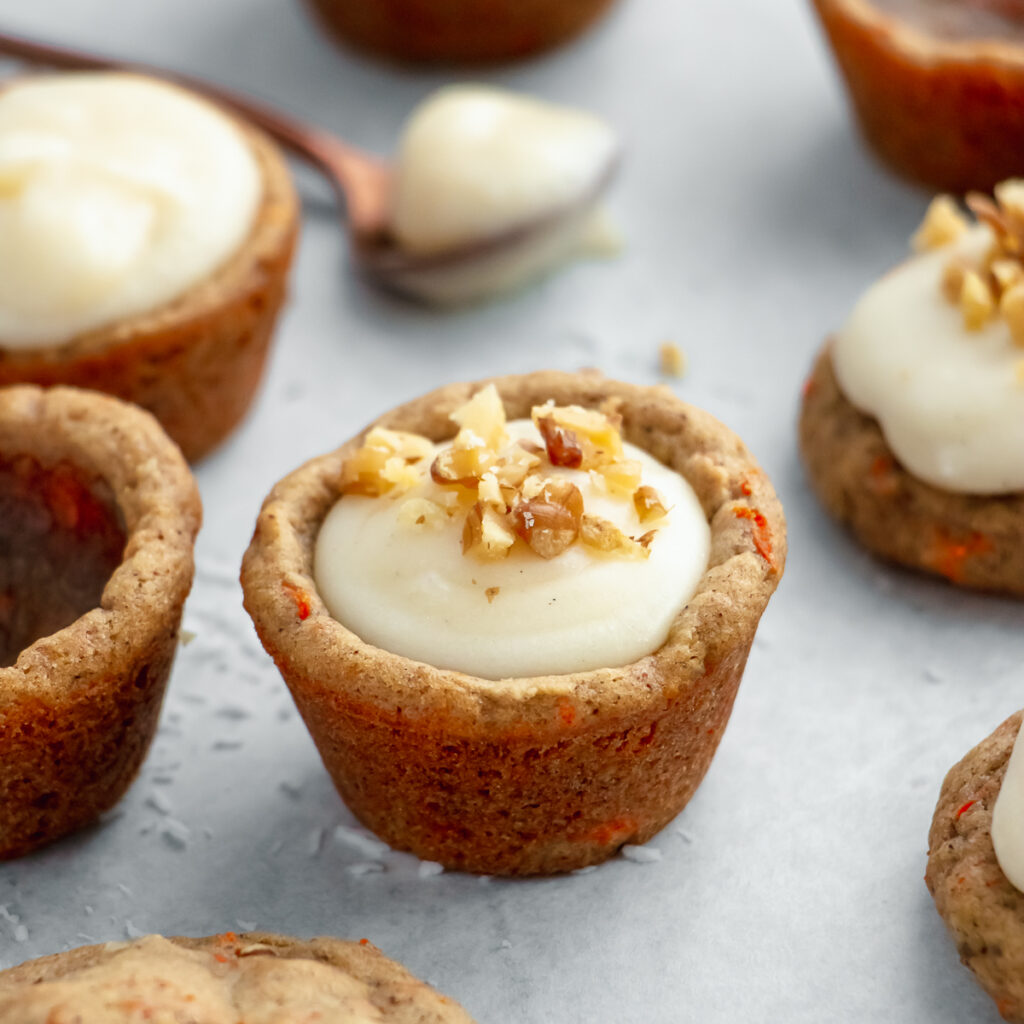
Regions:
[[0, 72, 299, 462], [927, 711, 1024, 1023], [0, 385, 200, 859], [242, 370, 785, 875], [0, 931, 474, 1022], [800, 185, 1024, 595], [812, 0, 1024, 192], [303, 0, 619, 64]]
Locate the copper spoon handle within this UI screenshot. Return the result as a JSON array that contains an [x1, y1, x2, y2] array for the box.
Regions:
[[0, 29, 392, 233]]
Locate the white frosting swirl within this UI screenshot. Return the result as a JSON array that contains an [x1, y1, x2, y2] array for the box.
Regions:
[[0, 73, 261, 347], [314, 421, 710, 680], [833, 225, 1024, 494], [992, 718, 1024, 892]]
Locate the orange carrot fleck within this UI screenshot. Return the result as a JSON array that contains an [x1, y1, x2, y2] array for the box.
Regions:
[[925, 528, 993, 583], [282, 581, 311, 621], [557, 698, 576, 727], [956, 799, 976, 820], [734, 506, 776, 571], [740, 480, 753, 497]]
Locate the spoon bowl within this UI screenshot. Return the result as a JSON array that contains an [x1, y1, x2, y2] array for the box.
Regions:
[[0, 30, 617, 303]]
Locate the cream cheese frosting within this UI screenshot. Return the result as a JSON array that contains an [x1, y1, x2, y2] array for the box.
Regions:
[[0, 73, 261, 347], [832, 224, 1024, 494], [0, 936, 383, 1024], [992, 719, 1024, 893], [315, 416, 709, 680], [389, 84, 618, 303]]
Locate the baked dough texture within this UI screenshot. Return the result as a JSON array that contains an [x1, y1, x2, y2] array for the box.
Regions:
[[813, 0, 1024, 192], [0, 93, 299, 462], [0, 385, 201, 859], [0, 931, 474, 1023], [927, 712, 1024, 1023], [242, 371, 786, 875], [303, 0, 618, 64], [799, 345, 1024, 595]]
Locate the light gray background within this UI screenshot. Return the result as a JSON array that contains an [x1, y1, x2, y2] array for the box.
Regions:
[[0, 2, 1020, 1021]]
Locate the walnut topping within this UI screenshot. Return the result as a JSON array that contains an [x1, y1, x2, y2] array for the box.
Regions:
[[580, 514, 650, 559], [537, 415, 583, 468], [340, 428, 435, 496], [449, 383, 507, 451], [511, 479, 583, 559], [531, 402, 624, 468], [911, 195, 968, 252], [430, 443, 494, 487], [340, 387, 674, 563], [960, 269, 994, 330], [463, 502, 516, 560], [659, 340, 686, 378], [633, 485, 668, 523], [935, 181, 1024, 345]]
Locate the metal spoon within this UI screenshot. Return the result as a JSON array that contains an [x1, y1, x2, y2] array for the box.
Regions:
[[0, 30, 618, 304]]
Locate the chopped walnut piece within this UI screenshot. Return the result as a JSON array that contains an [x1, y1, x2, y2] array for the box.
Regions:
[[967, 192, 1012, 247], [485, 587, 500, 603], [537, 415, 583, 468], [478, 471, 505, 507], [340, 427, 435, 496], [463, 502, 516, 560], [430, 443, 494, 488], [511, 479, 583, 559], [940, 260, 967, 304], [598, 459, 643, 496], [911, 195, 968, 252], [494, 447, 541, 490], [397, 498, 446, 529], [531, 403, 624, 467], [995, 180, 1024, 242], [449, 384, 507, 451], [960, 270, 995, 330], [1002, 281, 1024, 346], [659, 341, 687, 378], [579, 514, 649, 559], [633, 485, 669, 523], [992, 259, 1024, 293]]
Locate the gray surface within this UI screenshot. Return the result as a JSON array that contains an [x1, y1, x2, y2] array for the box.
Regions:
[[0, 1, 1020, 1021]]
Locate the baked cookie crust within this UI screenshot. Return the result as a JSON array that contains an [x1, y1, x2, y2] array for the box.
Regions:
[[303, 0, 618, 64], [799, 345, 1024, 595], [242, 370, 786, 875], [813, 0, 1024, 192], [0, 931, 474, 1023], [0, 88, 300, 463], [0, 385, 201, 859], [927, 711, 1024, 1023]]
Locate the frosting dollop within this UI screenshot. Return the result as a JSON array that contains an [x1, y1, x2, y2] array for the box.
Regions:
[[833, 223, 1024, 494], [389, 84, 618, 303], [992, 719, 1024, 892], [0, 73, 261, 347], [314, 389, 710, 679]]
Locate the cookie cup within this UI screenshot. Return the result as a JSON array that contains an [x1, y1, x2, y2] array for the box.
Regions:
[[0, 94, 300, 463], [812, 0, 1024, 192], [799, 345, 1024, 595], [0, 385, 201, 859], [303, 0, 619, 64], [0, 931, 474, 1023], [926, 711, 1024, 1023], [242, 371, 785, 875]]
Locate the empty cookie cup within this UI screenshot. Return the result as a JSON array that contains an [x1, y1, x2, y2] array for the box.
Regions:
[[0, 385, 200, 859]]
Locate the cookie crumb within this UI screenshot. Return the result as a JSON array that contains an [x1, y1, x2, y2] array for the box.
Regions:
[[658, 341, 686, 378], [485, 587, 500, 603]]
